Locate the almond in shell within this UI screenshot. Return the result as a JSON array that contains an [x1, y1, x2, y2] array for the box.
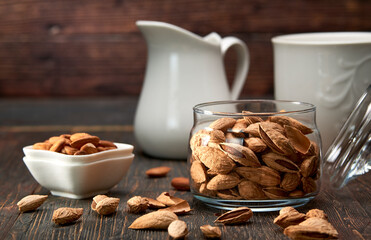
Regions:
[[95, 197, 120, 215], [242, 111, 264, 124], [200, 225, 222, 238], [289, 190, 305, 198], [306, 209, 328, 220], [283, 217, 338, 239], [259, 124, 295, 156], [219, 142, 261, 167], [208, 130, 226, 148], [156, 192, 185, 206], [190, 129, 210, 151], [238, 180, 267, 199], [244, 121, 284, 137], [302, 177, 317, 193], [17, 195, 48, 212], [207, 173, 240, 191], [209, 117, 236, 132], [244, 137, 267, 152], [52, 207, 83, 225], [214, 207, 253, 225], [168, 220, 188, 239], [216, 188, 243, 200], [236, 166, 281, 187], [159, 200, 191, 215], [190, 160, 207, 184], [127, 196, 149, 213], [91, 195, 108, 211], [280, 173, 301, 191], [274, 207, 306, 228], [300, 156, 318, 177], [268, 116, 313, 135], [262, 187, 288, 199], [285, 125, 312, 155], [144, 197, 167, 209], [199, 183, 217, 197], [129, 210, 178, 229], [193, 146, 235, 174], [231, 118, 248, 132], [262, 152, 300, 173]]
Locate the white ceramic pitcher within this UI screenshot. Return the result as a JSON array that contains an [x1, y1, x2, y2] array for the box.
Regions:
[[134, 21, 249, 159]]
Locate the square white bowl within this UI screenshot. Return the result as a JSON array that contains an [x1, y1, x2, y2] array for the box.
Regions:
[[22, 143, 134, 199]]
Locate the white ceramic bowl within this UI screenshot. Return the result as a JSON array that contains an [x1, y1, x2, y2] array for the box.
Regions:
[[22, 143, 134, 199]]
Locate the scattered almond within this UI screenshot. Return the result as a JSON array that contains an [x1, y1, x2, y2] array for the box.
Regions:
[[306, 209, 328, 220], [159, 200, 191, 215], [274, 207, 306, 228], [214, 207, 253, 225], [91, 195, 108, 211], [127, 196, 149, 213], [52, 207, 83, 225], [171, 177, 190, 191], [144, 197, 167, 209], [156, 192, 185, 206], [200, 225, 222, 238], [129, 211, 178, 229], [146, 166, 171, 177], [95, 197, 120, 215], [17, 195, 48, 212], [168, 220, 188, 239], [91, 195, 119, 215], [274, 207, 338, 240], [284, 217, 338, 239]]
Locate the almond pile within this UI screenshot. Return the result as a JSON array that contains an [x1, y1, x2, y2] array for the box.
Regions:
[[274, 207, 338, 239], [190, 114, 320, 200], [32, 133, 117, 155]]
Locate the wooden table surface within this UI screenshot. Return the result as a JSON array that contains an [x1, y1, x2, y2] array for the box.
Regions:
[[0, 97, 370, 240]]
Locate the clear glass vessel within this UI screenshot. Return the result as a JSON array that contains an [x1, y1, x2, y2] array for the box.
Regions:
[[324, 85, 370, 189], [188, 100, 322, 212]]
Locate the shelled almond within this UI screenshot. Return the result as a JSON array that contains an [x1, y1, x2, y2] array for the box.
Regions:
[[32, 133, 117, 155], [189, 114, 320, 200]]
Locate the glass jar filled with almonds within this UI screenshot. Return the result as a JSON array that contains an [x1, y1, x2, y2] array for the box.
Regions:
[[188, 100, 321, 212]]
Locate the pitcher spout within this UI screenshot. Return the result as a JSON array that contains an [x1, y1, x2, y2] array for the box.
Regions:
[[136, 20, 218, 47]]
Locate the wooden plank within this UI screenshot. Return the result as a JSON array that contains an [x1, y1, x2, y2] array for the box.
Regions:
[[0, 132, 370, 239], [0, 0, 370, 35], [0, 33, 273, 97], [0, 99, 370, 239]]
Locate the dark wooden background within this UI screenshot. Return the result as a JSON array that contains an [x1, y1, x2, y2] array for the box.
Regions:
[[1, 0, 371, 98]]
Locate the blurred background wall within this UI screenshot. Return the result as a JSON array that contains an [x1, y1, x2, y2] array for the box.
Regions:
[[0, 0, 370, 98]]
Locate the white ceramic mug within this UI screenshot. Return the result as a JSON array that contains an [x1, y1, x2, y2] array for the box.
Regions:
[[272, 32, 371, 152]]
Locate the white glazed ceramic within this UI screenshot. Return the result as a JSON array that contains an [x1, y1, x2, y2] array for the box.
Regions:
[[272, 32, 371, 152], [134, 21, 249, 159], [22, 143, 134, 199]]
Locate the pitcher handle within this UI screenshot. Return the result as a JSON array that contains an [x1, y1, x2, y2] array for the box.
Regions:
[[221, 37, 250, 100]]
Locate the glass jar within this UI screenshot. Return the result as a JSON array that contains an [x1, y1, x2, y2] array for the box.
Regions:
[[188, 100, 322, 212]]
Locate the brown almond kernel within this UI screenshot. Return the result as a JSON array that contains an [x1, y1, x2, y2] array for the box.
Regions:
[[146, 166, 171, 177]]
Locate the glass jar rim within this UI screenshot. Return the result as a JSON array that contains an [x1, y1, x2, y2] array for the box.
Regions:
[[193, 99, 316, 116]]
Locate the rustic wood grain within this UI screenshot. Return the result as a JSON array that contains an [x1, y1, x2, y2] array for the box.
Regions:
[[0, 0, 370, 97], [0, 98, 370, 239]]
